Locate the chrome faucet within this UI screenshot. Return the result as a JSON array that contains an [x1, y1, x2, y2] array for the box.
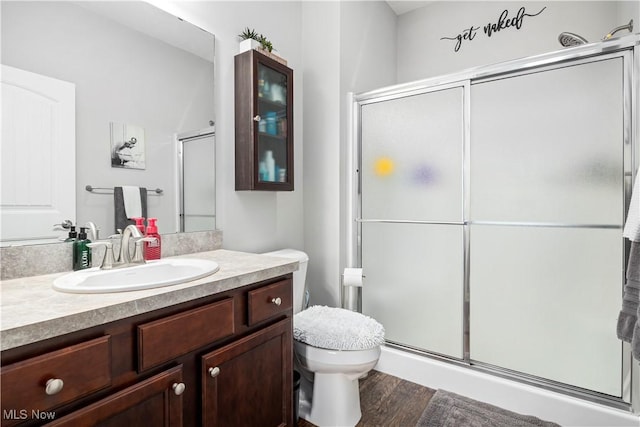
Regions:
[[87, 240, 116, 269], [89, 224, 147, 270], [118, 224, 143, 264], [85, 221, 100, 241]]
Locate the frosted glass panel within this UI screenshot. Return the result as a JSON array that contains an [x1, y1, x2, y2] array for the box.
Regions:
[[183, 135, 215, 232], [470, 58, 623, 225], [470, 225, 623, 396], [361, 87, 464, 222], [362, 222, 464, 358]]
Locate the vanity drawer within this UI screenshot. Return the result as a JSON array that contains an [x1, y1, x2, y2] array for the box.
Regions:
[[0, 335, 111, 426], [247, 279, 292, 326], [138, 298, 235, 371]]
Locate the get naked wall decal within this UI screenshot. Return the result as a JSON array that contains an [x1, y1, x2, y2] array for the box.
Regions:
[[440, 6, 547, 53]]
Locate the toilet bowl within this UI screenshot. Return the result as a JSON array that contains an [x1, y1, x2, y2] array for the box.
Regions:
[[262, 249, 385, 427], [295, 341, 381, 426], [294, 341, 381, 377]]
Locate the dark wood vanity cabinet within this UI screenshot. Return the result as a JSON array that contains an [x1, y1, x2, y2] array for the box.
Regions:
[[0, 276, 294, 427], [235, 49, 294, 191], [202, 319, 292, 427], [46, 366, 184, 427]]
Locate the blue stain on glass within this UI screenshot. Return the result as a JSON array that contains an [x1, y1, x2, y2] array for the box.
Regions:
[[412, 164, 437, 185]]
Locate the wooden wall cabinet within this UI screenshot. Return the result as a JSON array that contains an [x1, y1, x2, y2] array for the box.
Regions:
[[235, 49, 294, 191], [1, 276, 294, 426]]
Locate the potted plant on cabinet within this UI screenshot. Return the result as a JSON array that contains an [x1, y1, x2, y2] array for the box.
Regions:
[[238, 27, 261, 52], [238, 27, 287, 65]]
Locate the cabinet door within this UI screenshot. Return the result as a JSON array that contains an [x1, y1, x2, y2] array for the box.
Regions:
[[46, 365, 184, 426], [202, 318, 293, 427], [255, 60, 292, 188]]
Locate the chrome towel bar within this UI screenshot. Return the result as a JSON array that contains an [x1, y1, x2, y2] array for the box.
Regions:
[[85, 185, 163, 195]]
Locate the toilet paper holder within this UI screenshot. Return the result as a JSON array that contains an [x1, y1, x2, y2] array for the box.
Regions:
[[341, 268, 364, 313]]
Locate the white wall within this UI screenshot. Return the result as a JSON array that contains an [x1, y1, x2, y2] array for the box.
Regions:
[[618, 1, 640, 31], [301, 1, 342, 306], [339, 1, 397, 303], [164, 1, 305, 253], [168, 1, 396, 307], [301, 1, 397, 306], [397, 1, 638, 82]]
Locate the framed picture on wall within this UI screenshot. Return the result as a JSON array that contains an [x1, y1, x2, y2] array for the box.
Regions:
[[110, 122, 146, 169]]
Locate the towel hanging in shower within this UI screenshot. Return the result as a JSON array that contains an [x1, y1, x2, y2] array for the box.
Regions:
[[624, 169, 640, 241], [617, 242, 640, 341], [618, 169, 640, 360]]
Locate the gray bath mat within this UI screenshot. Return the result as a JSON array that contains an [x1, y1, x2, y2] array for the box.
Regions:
[[416, 390, 561, 427]]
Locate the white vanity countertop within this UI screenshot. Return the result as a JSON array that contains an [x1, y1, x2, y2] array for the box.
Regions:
[[0, 249, 298, 351]]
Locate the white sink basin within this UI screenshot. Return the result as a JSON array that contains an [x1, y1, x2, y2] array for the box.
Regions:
[[53, 258, 220, 293]]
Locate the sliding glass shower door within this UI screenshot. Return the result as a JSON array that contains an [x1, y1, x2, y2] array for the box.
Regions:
[[360, 85, 466, 358], [469, 57, 624, 396], [357, 51, 631, 398]]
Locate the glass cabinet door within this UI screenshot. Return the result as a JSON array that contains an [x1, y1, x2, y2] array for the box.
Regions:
[[256, 63, 289, 184]]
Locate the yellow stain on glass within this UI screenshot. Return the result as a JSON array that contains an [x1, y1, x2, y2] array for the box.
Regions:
[[374, 157, 395, 177]]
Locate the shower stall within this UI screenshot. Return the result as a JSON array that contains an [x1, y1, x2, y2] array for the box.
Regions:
[[349, 35, 640, 415]]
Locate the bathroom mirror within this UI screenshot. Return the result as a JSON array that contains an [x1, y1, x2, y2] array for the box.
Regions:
[[1, 1, 215, 244]]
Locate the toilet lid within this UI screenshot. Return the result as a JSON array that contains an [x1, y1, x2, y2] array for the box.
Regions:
[[293, 305, 385, 351]]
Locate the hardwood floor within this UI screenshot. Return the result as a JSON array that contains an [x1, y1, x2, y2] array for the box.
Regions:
[[296, 370, 435, 427]]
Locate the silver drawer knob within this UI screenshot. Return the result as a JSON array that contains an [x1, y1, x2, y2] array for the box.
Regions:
[[45, 378, 64, 395], [172, 382, 186, 396], [253, 115, 261, 122], [208, 366, 220, 378], [271, 297, 282, 306]]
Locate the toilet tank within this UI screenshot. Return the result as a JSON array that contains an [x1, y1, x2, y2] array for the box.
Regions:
[[262, 249, 308, 314]]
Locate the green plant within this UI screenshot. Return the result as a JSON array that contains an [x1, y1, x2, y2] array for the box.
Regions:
[[238, 27, 274, 53], [238, 27, 259, 41], [258, 34, 273, 52]]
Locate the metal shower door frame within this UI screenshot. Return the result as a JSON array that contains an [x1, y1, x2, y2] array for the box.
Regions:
[[176, 126, 216, 233], [348, 35, 639, 411]]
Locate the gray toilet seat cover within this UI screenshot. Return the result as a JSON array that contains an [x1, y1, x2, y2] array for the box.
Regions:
[[293, 305, 385, 351]]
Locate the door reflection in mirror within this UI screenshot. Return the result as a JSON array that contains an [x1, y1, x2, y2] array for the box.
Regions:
[[178, 128, 216, 232]]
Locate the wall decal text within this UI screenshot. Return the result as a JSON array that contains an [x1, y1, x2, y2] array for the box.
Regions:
[[440, 6, 547, 53]]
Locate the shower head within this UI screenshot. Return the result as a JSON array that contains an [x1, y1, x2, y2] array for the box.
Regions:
[[558, 32, 588, 47], [558, 19, 634, 48], [602, 19, 634, 40]]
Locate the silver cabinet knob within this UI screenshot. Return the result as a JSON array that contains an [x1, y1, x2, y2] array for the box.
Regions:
[[253, 115, 261, 122], [208, 366, 220, 378], [45, 378, 64, 395], [172, 382, 186, 396], [271, 297, 282, 306]]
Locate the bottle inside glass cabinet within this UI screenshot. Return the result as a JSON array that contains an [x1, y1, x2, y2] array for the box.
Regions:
[[235, 49, 293, 190]]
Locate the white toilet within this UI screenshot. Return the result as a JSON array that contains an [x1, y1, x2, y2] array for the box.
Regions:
[[262, 249, 384, 427]]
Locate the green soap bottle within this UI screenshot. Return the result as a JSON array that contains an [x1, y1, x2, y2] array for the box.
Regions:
[[73, 227, 92, 270]]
